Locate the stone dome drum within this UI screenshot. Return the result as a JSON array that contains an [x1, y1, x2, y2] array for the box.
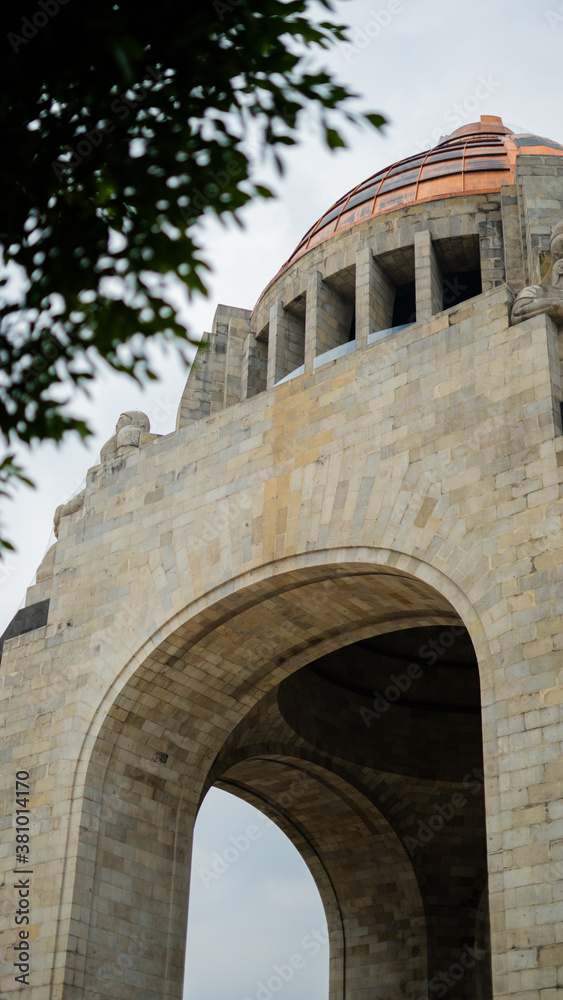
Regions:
[[226, 113, 563, 389], [176, 112, 563, 429], [282, 115, 563, 273]]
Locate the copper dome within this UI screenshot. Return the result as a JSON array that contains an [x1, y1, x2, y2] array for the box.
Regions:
[[283, 116, 563, 271]]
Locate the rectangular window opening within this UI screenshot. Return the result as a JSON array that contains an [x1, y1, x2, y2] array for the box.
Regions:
[[392, 280, 417, 326], [442, 269, 482, 310]]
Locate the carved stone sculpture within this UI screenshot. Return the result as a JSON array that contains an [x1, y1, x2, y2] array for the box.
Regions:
[[511, 221, 563, 325], [53, 492, 85, 539], [52, 413, 156, 538], [100, 410, 153, 464]]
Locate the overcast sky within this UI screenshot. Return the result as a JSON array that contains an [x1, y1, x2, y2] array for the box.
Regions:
[[3, 1, 562, 996]]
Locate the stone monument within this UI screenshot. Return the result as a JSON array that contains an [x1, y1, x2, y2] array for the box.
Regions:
[[1, 115, 563, 1000]]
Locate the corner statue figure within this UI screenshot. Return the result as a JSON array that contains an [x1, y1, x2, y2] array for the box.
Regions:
[[511, 221, 563, 325], [99, 410, 155, 463]]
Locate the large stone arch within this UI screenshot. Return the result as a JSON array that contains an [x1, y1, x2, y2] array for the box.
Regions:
[[58, 550, 492, 1000]]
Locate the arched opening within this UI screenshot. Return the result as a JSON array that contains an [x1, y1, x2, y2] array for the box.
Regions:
[[206, 754, 427, 999], [184, 787, 329, 1000], [202, 623, 491, 1000], [66, 557, 493, 1000], [281, 624, 492, 998]]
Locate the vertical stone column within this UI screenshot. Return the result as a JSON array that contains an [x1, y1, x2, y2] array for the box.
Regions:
[[223, 315, 250, 409], [501, 185, 525, 291], [355, 247, 377, 348], [267, 300, 283, 388], [241, 332, 267, 400], [267, 300, 305, 388], [305, 271, 323, 373], [479, 220, 506, 292], [356, 247, 396, 346], [305, 271, 354, 369], [415, 230, 443, 322]]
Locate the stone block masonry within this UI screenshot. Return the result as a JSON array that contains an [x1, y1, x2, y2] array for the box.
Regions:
[[1, 120, 563, 1000]]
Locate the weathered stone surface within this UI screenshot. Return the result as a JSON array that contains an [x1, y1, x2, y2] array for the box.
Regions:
[[1, 126, 563, 1000]]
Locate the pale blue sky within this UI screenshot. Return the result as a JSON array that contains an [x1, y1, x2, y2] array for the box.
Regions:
[[184, 790, 328, 1000]]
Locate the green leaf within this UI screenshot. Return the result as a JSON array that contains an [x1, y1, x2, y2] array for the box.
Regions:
[[365, 113, 387, 129], [254, 185, 275, 198], [324, 127, 346, 149]]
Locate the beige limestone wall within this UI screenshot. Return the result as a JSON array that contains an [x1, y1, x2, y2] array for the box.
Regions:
[[1, 276, 562, 1000]]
